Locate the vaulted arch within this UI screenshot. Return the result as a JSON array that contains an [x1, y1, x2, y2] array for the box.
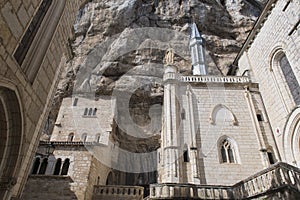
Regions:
[[283, 107, 300, 166], [0, 86, 23, 199], [209, 104, 238, 125]]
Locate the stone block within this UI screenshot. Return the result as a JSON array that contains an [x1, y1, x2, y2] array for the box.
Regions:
[[10, 0, 21, 11], [28, 4, 34, 16], [1, 2, 23, 39], [5, 28, 17, 54], [17, 4, 30, 28], [0, 56, 8, 75]]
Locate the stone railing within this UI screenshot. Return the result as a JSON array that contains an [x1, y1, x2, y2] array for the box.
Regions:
[[93, 185, 144, 200], [39, 141, 107, 146], [163, 73, 250, 84], [232, 162, 300, 199], [163, 72, 181, 82], [149, 184, 233, 199], [149, 162, 300, 199], [180, 75, 250, 84]]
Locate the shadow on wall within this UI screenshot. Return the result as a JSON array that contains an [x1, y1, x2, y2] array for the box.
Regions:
[[21, 175, 77, 200]]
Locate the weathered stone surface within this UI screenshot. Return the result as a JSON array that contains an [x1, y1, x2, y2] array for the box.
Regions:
[[53, 0, 265, 98]]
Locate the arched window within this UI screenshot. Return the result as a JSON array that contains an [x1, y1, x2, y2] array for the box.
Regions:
[[271, 50, 300, 107], [53, 158, 62, 175], [278, 54, 300, 104], [97, 176, 100, 185], [81, 133, 87, 142], [210, 104, 237, 125], [31, 157, 40, 174], [68, 133, 74, 142], [38, 158, 48, 174], [106, 172, 113, 185], [219, 138, 238, 164], [61, 158, 70, 175]]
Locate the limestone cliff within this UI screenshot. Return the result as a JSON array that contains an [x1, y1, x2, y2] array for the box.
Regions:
[[43, 0, 266, 146]]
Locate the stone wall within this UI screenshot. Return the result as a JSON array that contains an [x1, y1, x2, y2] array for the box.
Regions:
[[23, 144, 112, 200], [51, 96, 114, 144], [52, 147, 92, 200], [22, 175, 77, 200], [158, 72, 281, 186], [190, 83, 266, 185], [237, 0, 300, 163], [86, 154, 112, 199], [0, 0, 87, 198]]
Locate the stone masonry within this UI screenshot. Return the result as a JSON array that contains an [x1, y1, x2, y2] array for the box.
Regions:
[[0, 0, 87, 198], [236, 0, 300, 165]]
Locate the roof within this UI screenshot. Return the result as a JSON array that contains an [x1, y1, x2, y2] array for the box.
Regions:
[[190, 22, 202, 38], [233, 0, 279, 66]]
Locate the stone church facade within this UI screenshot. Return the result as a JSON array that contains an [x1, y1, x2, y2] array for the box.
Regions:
[[2, 0, 299, 199]]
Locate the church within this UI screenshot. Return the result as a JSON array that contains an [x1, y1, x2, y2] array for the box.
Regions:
[[0, 0, 300, 199]]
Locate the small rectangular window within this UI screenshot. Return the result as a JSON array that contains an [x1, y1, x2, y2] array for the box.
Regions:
[[183, 150, 189, 162], [93, 108, 97, 115], [88, 108, 93, 115], [73, 98, 78, 106], [267, 152, 275, 164], [181, 112, 185, 120], [84, 108, 88, 115], [256, 114, 263, 121]]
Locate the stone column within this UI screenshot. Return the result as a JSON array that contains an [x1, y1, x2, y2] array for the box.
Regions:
[[186, 86, 200, 184], [244, 86, 269, 168], [159, 64, 180, 183]]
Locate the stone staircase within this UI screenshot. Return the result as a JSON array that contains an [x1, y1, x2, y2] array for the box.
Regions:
[[148, 162, 300, 199]]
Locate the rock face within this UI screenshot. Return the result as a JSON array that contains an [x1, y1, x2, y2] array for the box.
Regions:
[[45, 0, 266, 143]]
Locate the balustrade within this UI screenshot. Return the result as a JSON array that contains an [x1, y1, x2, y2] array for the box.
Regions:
[[180, 75, 250, 83], [93, 185, 143, 199], [150, 162, 300, 199], [163, 73, 250, 84]]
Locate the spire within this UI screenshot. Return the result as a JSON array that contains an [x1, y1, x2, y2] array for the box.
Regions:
[[189, 23, 207, 75], [190, 23, 201, 39]]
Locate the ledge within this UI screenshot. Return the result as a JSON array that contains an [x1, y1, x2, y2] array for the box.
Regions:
[[28, 175, 71, 179]]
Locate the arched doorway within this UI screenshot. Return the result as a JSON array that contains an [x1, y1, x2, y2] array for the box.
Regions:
[[283, 107, 300, 166], [0, 86, 23, 199], [106, 172, 114, 185]]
